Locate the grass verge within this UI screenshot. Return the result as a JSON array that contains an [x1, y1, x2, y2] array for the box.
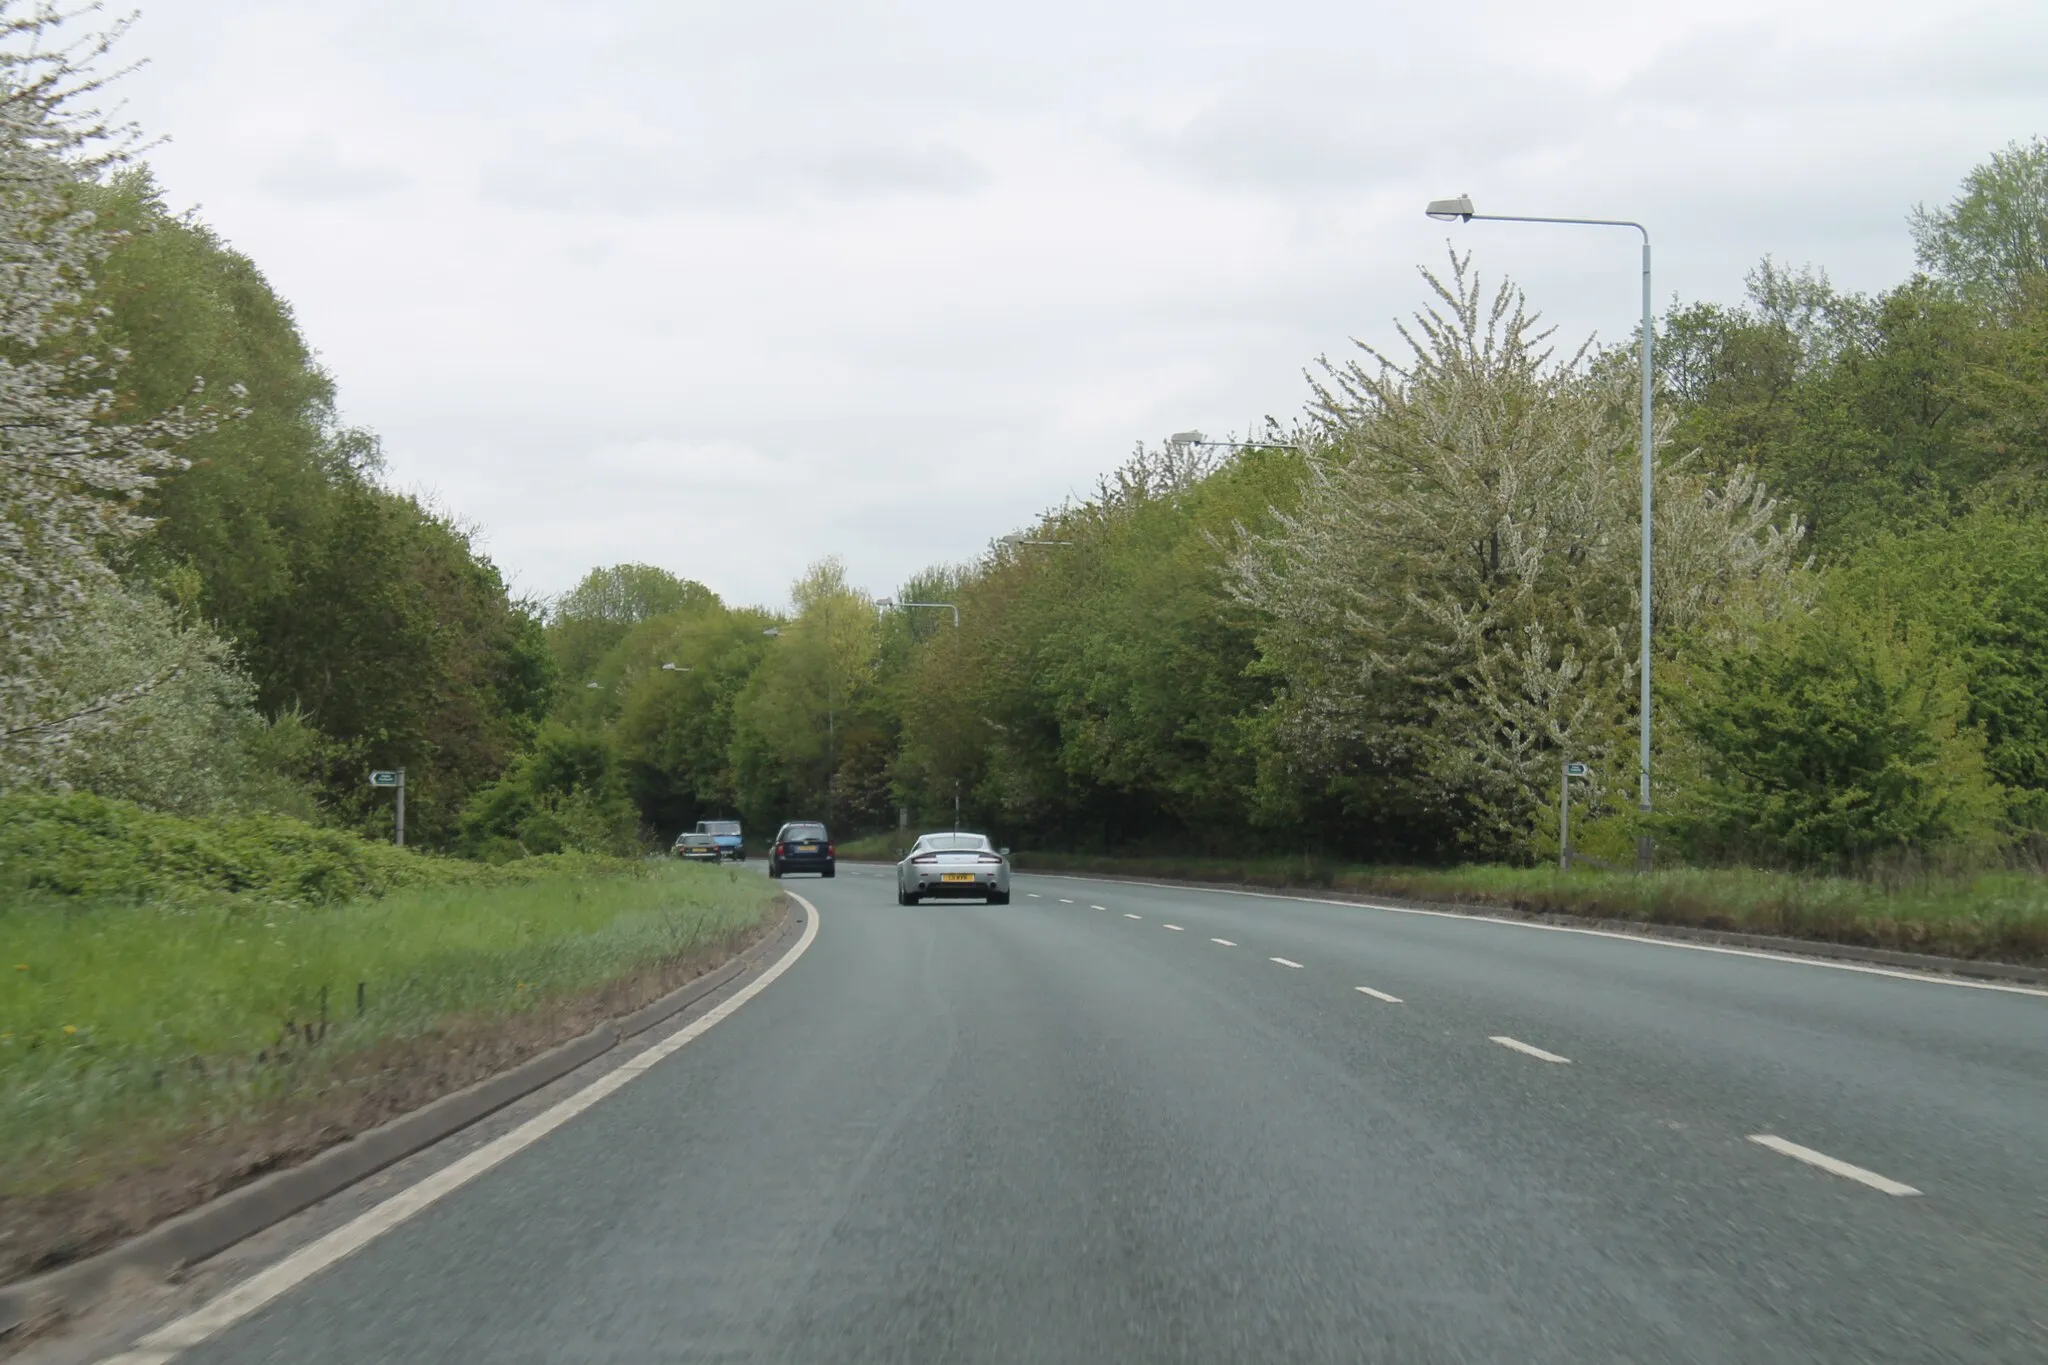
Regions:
[[999, 851, 2048, 966], [1, 857, 779, 1283]]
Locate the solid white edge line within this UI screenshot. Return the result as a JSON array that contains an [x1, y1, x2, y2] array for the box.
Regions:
[[1490, 1035, 1571, 1063], [1270, 957, 1305, 969], [1020, 873, 2048, 998], [1748, 1134, 1922, 1196], [1162, 924, 1185, 931], [1211, 938, 1236, 946], [126, 896, 822, 1360], [1355, 986, 1404, 1003]]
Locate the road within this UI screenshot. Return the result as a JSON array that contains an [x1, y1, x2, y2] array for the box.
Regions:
[[97, 866, 2048, 1363]]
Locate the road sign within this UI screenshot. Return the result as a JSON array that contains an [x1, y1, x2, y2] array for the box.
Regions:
[[1565, 762, 1589, 778], [369, 770, 401, 788]]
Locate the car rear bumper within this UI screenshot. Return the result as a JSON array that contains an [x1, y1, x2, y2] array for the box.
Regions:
[[911, 876, 1006, 896], [776, 853, 834, 871]]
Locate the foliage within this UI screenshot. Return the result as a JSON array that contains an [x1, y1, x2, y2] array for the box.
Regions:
[[0, 9, 225, 779], [1662, 589, 2002, 866], [0, 789, 552, 904], [1911, 134, 2048, 316], [456, 723, 645, 860], [1232, 255, 1802, 855]]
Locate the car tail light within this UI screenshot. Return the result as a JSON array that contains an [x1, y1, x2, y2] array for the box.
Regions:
[[775, 843, 787, 855], [827, 844, 835, 856], [911, 853, 937, 863], [974, 853, 1003, 863]]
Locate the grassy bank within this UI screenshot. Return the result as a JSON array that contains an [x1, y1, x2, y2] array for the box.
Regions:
[[0, 796, 780, 1280], [927, 848, 2048, 966]]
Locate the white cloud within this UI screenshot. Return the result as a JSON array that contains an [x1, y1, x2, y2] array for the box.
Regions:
[[114, 0, 2048, 610]]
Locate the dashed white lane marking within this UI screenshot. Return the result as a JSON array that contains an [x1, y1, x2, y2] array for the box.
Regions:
[[1124, 913, 1143, 920], [118, 896, 824, 1363], [1490, 1035, 1571, 1064], [1022, 873, 2048, 998], [1163, 924, 1185, 931], [1355, 986, 1404, 1004], [1270, 957, 1305, 969], [1027, 893, 1041, 898], [1212, 938, 1236, 946], [1748, 1135, 1922, 1196], [1090, 905, 1107, 911], [1059, 898, 1075, 904]]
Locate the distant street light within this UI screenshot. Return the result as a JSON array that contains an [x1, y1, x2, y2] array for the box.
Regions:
[[884, 600, 960, 628], [999, 532, 1074, 548], [1426, 192, 1656, 869], [584, 680, 601, 689], [660, 662, 691, 672]]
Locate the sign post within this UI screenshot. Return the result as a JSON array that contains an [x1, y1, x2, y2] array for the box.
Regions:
[[1560, 761, 1588, 870], [370, 768, 406, 846]]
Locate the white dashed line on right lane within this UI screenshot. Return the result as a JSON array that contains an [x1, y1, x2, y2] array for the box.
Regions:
[[1354, 986, 1404, 1004], [1211, 938, 1236, 946], [1748, 1135, 1922, 1195], [1125, 913, 1143, 920], [1270, 957, 1305, 969], [1491, 1035, 1571, 1064]]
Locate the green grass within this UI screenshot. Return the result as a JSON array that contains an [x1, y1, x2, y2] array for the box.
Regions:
[[999, 851, 2048, 965], [1, 859, 776, 1194]]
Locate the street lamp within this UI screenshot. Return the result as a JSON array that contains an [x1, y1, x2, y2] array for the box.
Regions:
[[999, 532, 1073, 548], [1427, 193, 1656, 870], [660, 661, 692, 672]]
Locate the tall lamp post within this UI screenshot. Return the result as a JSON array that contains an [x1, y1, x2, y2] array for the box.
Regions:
[[1425, 194, 1656, 870]]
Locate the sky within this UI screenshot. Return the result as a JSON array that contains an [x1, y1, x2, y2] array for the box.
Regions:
[[113, 0, 2048, 611]]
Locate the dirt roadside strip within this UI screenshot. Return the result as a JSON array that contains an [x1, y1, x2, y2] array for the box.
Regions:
[[844, 858, 2048, 987], [0, 896, 809, 1343]]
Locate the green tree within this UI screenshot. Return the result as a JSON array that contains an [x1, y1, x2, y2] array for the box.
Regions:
[[1911, 136, 2048, 316], [1665, 591, 2002, 867]]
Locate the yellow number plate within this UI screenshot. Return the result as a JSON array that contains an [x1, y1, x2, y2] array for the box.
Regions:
[[941, 873, 976, 883]]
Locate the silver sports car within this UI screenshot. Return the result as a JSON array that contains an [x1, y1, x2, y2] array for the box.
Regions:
[[896, 831, 1011, 904]]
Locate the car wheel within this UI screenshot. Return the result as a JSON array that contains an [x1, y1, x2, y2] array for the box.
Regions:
[[988, 890, 1010, 905], [902, 889, 921, 905], [822, 864, 835, 879], [767, 861, 781, 878]]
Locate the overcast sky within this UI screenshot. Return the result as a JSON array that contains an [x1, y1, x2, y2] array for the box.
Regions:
[[117, 0, 2048, 611]]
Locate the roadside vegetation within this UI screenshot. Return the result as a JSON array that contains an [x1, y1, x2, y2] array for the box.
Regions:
[[0, 793, 778, 1281]]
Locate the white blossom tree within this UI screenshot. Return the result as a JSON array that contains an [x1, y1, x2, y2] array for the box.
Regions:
[[1231, 254, 1805, 850], [0, 3, 227, 785]]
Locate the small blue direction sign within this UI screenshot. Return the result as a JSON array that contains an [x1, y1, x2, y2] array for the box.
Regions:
[[369, 770, 402, 788], [1564, 762, 1590, 778]]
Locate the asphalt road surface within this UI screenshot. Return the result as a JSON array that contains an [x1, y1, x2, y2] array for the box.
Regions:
[[109, 866, 2048, 1363]]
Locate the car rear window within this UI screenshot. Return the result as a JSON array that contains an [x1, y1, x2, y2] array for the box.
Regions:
[[701, 821, 741, 836], [783, 824, 828, 840], [918, 833, 991, 852]]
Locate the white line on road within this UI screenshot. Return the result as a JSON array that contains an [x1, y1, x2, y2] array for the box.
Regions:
[[1027, 893, 1041, 898], [1270, 957, 1305, 969], [1491, 1035, 1571, 1063], [1124, 913, 1143, 920], [1163, 924, 1185, 931], [1748, 1135, 1922, 1196], [1212, 938, 1236, 946], [1023, 874, 2048, 998], [1355, 986, 1404, 1003], [1059, 898, 1074, 903], [120, 896, 824, 1363], [1090, 905, 1107, 911]]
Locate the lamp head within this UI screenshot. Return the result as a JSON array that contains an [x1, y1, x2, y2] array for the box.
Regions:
[[1426, 194, 1475, 222]]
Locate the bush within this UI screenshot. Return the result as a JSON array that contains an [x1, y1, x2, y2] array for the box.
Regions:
[[1665, 593, 2004, 867]]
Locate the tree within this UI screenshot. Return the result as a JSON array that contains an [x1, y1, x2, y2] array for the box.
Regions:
[[549, 564, 717, 686], [1232, 254, 1804, 854], [1911, 136, 2048, 315], [0, 7, 221, 782]]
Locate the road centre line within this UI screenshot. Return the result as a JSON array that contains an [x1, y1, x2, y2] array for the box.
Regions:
[[1090, 905, 1107, 910], [1163, 924, 1185, 931], [1355, 986, 1404, 1003], [1059, 898, 1074, 903], [1749, 1135, 1922, 1196], [119, 896, 823, 1363], [1270, 957, 1305, 969], [1212, 938, 1236, 946], [1021, 873, 2048, 998], [1125, 913, 1143, 920], [1491, 1035, 1571, 1064]]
